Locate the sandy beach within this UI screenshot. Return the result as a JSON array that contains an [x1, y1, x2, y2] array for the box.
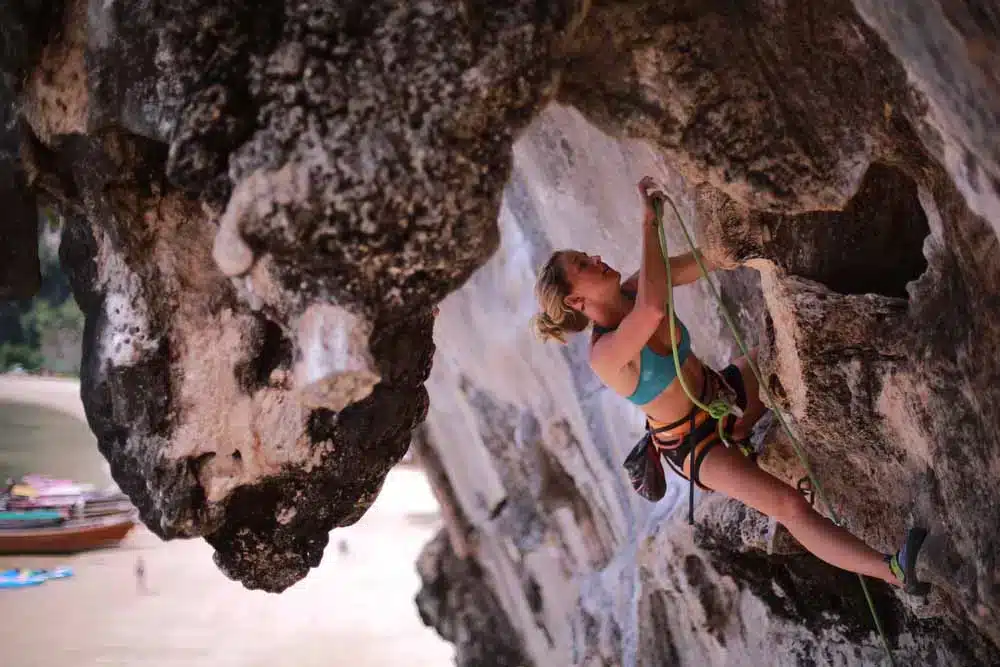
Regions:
[[0, 375, 454, 667], [0, 373, 88, 421]]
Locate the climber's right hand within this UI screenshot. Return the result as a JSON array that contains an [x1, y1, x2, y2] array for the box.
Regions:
[[638, 176, 664, 223], [638, 175, 656, 198]]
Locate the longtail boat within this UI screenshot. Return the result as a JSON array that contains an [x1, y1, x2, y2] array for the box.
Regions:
[[0, 513, 136, 554], [0, 475, 138, 554]]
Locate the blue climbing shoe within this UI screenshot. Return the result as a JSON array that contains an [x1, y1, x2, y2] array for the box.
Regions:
[[885, 527, 931, 595]]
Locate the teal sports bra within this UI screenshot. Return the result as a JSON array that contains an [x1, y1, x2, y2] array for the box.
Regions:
[[593, 294, 692, 406]]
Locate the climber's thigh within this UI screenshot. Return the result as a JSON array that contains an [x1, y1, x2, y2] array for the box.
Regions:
[[691, 442, 795, 519]]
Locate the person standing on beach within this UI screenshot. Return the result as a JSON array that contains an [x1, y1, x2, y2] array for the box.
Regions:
[[135, 556, 146, 594]]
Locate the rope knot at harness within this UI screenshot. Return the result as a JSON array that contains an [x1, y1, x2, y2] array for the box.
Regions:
[[706, 399, 734, 421]]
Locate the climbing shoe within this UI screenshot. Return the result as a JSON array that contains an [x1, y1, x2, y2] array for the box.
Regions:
[[885, 526, 931, 595]]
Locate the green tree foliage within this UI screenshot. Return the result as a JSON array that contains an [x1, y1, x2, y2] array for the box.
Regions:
[[0, 343, 44, 372], [0, 211, 84, 375], [22, 298, 85, 342]]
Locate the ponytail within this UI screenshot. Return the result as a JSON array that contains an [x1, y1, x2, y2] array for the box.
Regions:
[[531, 251, 590, 344]]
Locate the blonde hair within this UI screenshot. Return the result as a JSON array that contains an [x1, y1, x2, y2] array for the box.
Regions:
[[531, 250, 590, 344]]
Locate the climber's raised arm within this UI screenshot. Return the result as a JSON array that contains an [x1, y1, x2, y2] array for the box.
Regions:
[[621, 249, 717, 293], [633, 176, 671, 311]]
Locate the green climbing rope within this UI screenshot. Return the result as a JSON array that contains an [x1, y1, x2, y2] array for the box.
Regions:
[[649, 192, 896, 667], [655, 208, 740, 451]]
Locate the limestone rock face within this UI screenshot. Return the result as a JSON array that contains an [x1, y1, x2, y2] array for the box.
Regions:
[[48, 129, 434, 592], [417, 105, 998, 665], [851, 0, 1000, 230], [1, 0, 998, 663], [415, 530, 531, 667]]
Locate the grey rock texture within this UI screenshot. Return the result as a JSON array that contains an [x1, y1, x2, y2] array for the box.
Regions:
[[851, 0, 1000, 231], [163, 0, 568, 315], [415, 530, 531, 667], [51, 129, 434, 592], [557, 0, 915, 213], [0, 0, 998, 664]]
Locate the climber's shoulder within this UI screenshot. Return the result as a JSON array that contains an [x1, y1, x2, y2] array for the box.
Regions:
[[588, 335, 640, 394]]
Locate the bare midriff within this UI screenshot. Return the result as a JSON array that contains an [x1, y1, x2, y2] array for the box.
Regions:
[[640, 353, 705, 424]]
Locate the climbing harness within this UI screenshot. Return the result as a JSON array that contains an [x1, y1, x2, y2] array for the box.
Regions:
[[641, 365, 746, 526], [647, 186, 898, 667]]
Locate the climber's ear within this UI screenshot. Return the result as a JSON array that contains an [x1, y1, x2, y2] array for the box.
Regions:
[[564, 294, 584, 312], [621, 270, 639, 293]]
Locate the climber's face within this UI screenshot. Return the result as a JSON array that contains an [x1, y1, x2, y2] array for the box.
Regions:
[[561, 251, 621, 313]]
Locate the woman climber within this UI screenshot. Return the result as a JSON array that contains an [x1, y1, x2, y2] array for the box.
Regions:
[[530, 176, 928, 594]]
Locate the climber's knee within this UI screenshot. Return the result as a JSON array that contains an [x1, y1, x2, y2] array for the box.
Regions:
[[770, 485, 815, 527]]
